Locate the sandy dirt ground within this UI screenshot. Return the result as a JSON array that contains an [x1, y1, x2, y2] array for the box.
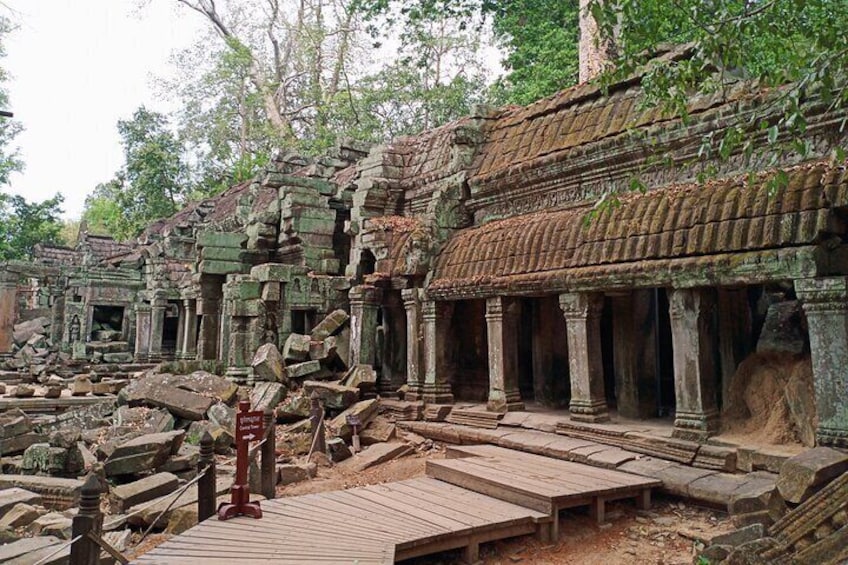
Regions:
[[128, 444, 732, 564]]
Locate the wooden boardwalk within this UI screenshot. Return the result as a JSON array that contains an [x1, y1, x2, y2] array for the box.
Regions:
[[133, 477, 548, 564], [428, 444, 661, 539]]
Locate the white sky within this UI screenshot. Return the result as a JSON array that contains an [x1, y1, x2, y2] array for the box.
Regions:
[[3, 1, 203, 219]]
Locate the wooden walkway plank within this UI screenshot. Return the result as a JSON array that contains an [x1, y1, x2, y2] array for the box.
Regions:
[[459, 453, 650, 495], [134, 447, 659, 564]]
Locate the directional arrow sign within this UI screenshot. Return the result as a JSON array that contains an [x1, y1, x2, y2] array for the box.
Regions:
[[236, 410, 264, 443]]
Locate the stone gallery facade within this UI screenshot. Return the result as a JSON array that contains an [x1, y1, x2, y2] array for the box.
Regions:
[[2, 53, 847, 449]]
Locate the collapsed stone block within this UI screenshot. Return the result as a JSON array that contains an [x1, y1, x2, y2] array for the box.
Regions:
[[286, 360, 324, 380], [251, 343, 288, 383], [144, 385, 214, 421], [0, 503, 41, 529], [776, 447, 848, 503], [104, 430, 185, 477], [303, 380, 358, 411], [71, 376, 93, 396], [277, 462, 317, 486], [341, 365, 377, 389], [330, 398, 379, 441], [12, 384, 34, 398], [309, 309, 349, 341], [12, 317, 50, 346], [327, 437, 352, 463], [22, 444, 68, 475], [187, 421, 232, 454], [0, 488, 42, 520], [277, 394, 312, 423], [250, 381, 287, 412], [111, 472, 180, 512], [283, 333, 311, 362], [207, 402, 236, 433]]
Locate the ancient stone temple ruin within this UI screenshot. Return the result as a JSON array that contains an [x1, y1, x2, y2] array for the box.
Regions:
[[2, 49, 848, 452]]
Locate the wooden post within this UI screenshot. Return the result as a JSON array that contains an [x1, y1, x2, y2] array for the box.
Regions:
[[197, 430, 216, 522], [70, 473, 102, 565], [261, 409, 276, 500], [310, 391, 326, 455]]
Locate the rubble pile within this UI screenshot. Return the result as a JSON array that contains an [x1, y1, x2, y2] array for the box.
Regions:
[[2, 317, 56, 377], [698, 447, 848, 564], [0, 308, 434, 555]]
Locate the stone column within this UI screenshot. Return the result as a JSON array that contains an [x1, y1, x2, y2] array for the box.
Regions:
[[486, 296, 524, 412], [134, 304, 152, 362], [559, 292, 609, 422], [795, 277, 848, 448], [421, 299, 454, 404], [402, 288, 424, 401], [50, 284, 65, 348], [181, 299, 198, 359], [349, 285, 382, 367], [0, 272, 18, 354], [175, 304, 186, 358], [668, 288, 719, 440], [148, 298, 166, 360], [197, 298, 220, 361], [611, 290, 657, 419]]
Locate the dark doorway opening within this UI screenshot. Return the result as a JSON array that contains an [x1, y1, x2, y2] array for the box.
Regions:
[[162, 302, 180, 354], [90, 305, 124, 341], [656, 289, 676, 417]]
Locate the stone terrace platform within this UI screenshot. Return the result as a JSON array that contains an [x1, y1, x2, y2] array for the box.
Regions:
[[400, 408, 794, 512]]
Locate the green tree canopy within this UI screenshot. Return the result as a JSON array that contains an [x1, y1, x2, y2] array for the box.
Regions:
[[0, 193, 65, 261], [82, 107, 188, 241], [591, 0, 848, 164]]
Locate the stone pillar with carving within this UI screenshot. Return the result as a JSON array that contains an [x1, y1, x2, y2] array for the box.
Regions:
[[349, 285, 382, 367], [668, 288, 719, 440], [134, 304, 152, 362], [486, 296, 524, 412], [0, 271, 18, 355], [148, 296, 167, 361], [795, 277, 848, 448], [559, 292, 609, 422], [181, 298, 198, 360], [402, 288, 424, 401], [422, 299, 454, 404]]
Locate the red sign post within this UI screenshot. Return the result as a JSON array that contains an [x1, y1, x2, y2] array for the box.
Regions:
[[218, 400, 264, 520]]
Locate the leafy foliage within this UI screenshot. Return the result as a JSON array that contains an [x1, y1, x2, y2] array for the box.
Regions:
[[0, 16, 22, 186], [591, 0, 848, 166], [0, 193, 65, 260], [82, 107, 188, 240], [486, 0, 579, 105]]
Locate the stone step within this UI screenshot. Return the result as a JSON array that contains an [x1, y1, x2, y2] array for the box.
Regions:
[[400, 420, 778, 512]]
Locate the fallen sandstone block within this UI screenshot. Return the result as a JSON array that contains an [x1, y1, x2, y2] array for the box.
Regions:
[[144, 384, 215, 420], [776, 447, 848, 503], [283, 333, 311, 362], [303, 380, 358, 411], [309, 309, 349, 341], [0, 488, 42, 520], [111, 472, 180, 512], [251, 343, 288, 384], [105, 430, 185, 477]]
